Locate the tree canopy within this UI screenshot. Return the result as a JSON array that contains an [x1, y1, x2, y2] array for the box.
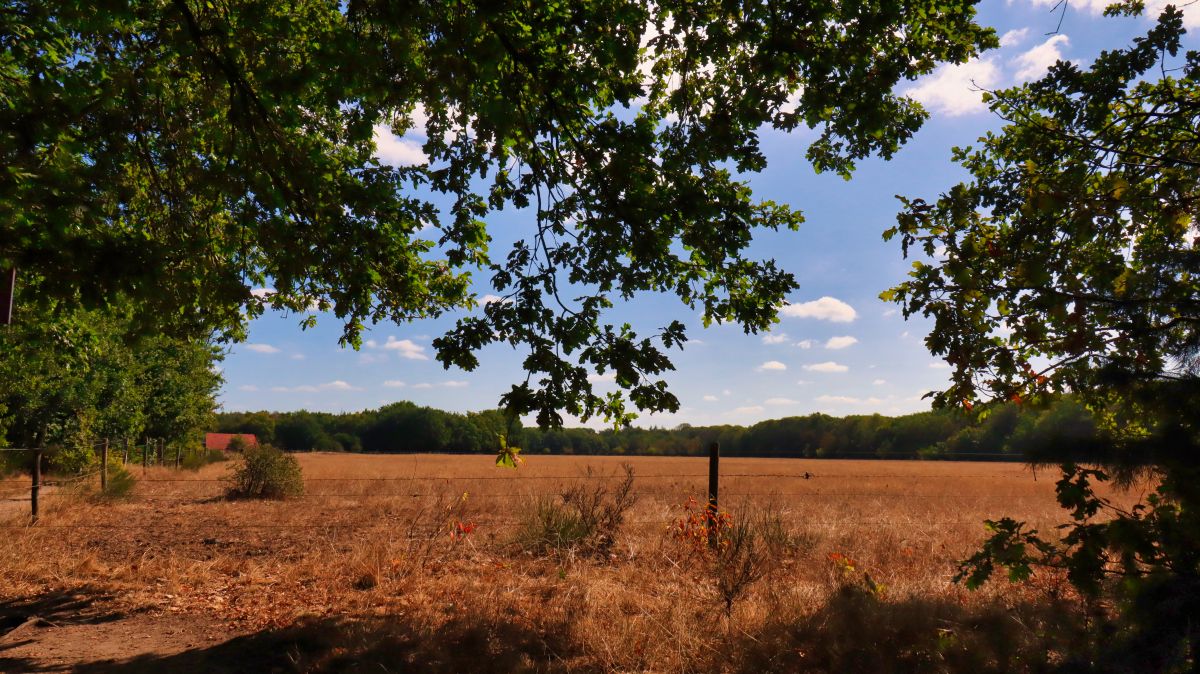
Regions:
[[2, 0, 995, 427], [885, 5, 1199, 666]]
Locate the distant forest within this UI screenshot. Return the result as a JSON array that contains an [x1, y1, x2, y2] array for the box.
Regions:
[[214, 397, 1102, 462]]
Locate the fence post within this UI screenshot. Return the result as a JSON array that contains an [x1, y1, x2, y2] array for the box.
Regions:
[[175, 443, 181, 469], [707, 441, 720, 549], [123, 437, 129, 465], [157, 438, 164, 464], [31, 448, 42, 524], [100, 438, 109, 493], [143, 436, 149, 474]]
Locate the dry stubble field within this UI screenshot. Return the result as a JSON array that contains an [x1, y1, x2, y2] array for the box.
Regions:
[[0, 453, 1147, 673]]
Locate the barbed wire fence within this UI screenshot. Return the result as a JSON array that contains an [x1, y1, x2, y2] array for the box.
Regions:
[[0, 439, 1057, 534]]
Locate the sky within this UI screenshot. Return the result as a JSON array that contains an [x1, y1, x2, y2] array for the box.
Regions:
[[216, 0, 1200, 427]]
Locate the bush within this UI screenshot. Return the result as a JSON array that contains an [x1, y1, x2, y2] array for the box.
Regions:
[[181, 448, 228, 471], [99, 462, 137, 499], [514, 464, 636, 556], [227, 445, 304, 499]]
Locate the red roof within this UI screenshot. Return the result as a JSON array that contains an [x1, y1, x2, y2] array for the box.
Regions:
[[205, 433, 259, 451]]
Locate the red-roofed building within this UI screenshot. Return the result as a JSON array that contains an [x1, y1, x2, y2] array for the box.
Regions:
[[205, 433, 259, 451]]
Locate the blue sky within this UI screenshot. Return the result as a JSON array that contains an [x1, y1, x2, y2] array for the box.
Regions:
[[217, 0, 1200, 426]]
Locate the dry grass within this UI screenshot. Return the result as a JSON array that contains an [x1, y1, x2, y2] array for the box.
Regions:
[[0, 454, 1149, 672]]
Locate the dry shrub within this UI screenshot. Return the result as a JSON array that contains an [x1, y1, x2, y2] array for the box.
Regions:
[[227, 445, 303, 499], [514, 464, 636, 556]]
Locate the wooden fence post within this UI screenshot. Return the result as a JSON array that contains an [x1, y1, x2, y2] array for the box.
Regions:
[[707, 441, 720, 549], [100, 438, 109, 492], [157, 438, 164, 464], [143, 436, 149, 474], [31, 448, 42, 524], [123, 437, 129, 465], [175, 443, 181, 469]]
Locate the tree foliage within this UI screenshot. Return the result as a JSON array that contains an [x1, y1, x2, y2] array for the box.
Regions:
[[886, 6, 1199, 669], [2, 0, 995, 426]]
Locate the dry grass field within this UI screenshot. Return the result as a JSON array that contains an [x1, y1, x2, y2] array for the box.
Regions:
[[0, 453, 1149, 673]]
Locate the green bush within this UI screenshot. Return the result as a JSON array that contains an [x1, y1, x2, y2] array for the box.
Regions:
[[227, 444, 304, 499], [514, 465, 636, 555], [100, 462, 137, 499], [181, 448, 228, 471]]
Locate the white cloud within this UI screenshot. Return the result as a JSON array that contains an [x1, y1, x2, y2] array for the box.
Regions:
[[412, 383, 433, 390], [929, 361, 952, 369], [794, 339, 815, 349], [703, 395, 719, 402], [686, 338, 705, 346], [882, 308, 898, 318], [443, 380, 469, 388], [816, 395, 884, 405], [804, 361, 849, 373], [780, 296, 857, 322], [480, 294, 513, 305], [730, 405, 765, 416], [250, 287, 275, 299], [722, 389, 732, 396], [1013, 35, 1070, 82], [270, 380, 362, 393], [364, 339, 379, 349], [999, 27, 1029, 48], [588, 371, 616, 383], [382, 380, 407, 388], [380, 336, 428, 361], [756, 360, 788, 372], [873, 379, 887, 386], [359, 352, 387, 365], [765, 397, 800, 406], [290, 353, 305, 361], [1024, 0, 1199, 29], [824, 335, 858, 350], [373, 124, 427, 166], [237, 385, 259, 392], [244, 343, 280, 354], [905, 57, 1000, 116], [762, 333, 791, 345]]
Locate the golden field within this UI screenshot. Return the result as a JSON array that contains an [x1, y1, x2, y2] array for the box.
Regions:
[[0, 453, 1148, 673]]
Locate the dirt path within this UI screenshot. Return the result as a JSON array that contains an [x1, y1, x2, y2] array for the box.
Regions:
[[0, 593, 247, 673]]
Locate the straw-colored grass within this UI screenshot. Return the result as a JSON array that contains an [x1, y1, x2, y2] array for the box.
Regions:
[[0, 453, 1146, 672]]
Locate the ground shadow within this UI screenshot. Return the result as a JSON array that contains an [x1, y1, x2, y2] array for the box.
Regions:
[[67, 609, 580, 674]]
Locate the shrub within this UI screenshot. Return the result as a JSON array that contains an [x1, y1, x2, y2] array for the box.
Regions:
[[227, 444, 304, 499], [514, 464, 636, 556], [181, 448, 228, 471], [98, 462, 137, 499]]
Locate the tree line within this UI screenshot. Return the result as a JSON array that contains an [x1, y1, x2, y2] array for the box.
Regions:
[[215, 396, 1099, 462]]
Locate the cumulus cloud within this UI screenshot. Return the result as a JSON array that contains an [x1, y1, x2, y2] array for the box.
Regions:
[[824, 335, 858, 350], [816, 394, 884, 405], [794, 339, 815, 349], [804, 361, 849, 373], [480, 294, 513, 305], [762, 333, 791, 345], [703, 395, 719, 402], [250, 287, 275, 299], [271, 380, 362, 393], [373, 124, 427, 166], [411, 381, 469, 389], [929, 361, 952, 369], [905, 57, 1000, 116], [873, 379, 887, 386], [588, 371, 617, 383], [290, 353, 305, 361], [999, 27, 1030, 47], [765, 397, 800, 406], [382, 380, 407, 388], [731, 405, 765, 415], [780, 296, 858, 322], [380, 336, 428, 361], [756, 360, 788, 372], [237, 385, 259, 392], [244, 343, 280, 354], [1013, 35, 1070, 82], [1023, 0, 1199, 29]]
